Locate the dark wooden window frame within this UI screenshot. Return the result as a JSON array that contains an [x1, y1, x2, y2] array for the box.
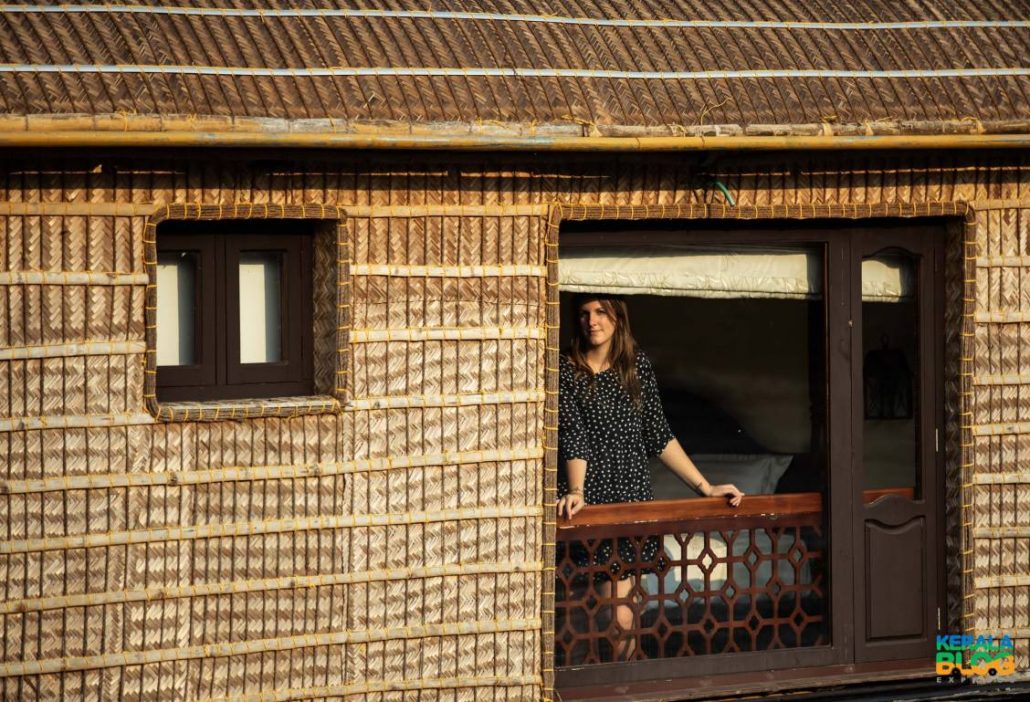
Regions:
[[143, 203, 350, 423], [553, 216, 949, 697], [155, 221, 314, 402]]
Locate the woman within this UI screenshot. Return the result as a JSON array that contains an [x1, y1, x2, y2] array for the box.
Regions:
[[556, 294, 744, 660]]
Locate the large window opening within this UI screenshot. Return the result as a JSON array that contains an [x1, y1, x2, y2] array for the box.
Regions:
[[553, 220, 944, 692]]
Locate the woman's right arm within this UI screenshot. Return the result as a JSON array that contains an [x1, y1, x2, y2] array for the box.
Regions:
[[557, 458, 587, 519], [557, 358, 590, 519]]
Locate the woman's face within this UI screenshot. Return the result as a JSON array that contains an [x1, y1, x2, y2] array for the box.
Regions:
[[577, 300, 616, 350]]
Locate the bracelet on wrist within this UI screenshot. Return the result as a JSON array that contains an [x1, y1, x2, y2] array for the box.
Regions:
[[567, 486, 584, 495]]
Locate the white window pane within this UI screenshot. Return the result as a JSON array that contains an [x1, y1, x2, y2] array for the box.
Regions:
[[156, 253, 196, 366], [239, 253, 282, 363]]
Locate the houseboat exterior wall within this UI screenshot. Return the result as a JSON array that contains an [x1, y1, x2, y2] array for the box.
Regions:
[[0, 150, 1027, 700]]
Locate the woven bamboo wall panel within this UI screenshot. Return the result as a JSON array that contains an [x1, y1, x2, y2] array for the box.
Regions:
[[0, 284, 145, 347], [976, 533, 1030, 570], [350, 339, 543, 398], [0, 354, 144, 420], [982, 586, 1030, 631], [347, 403, 540, 460], [0, 156, 1020, 210], [346, 572, 539, 631], [972, 436, 1030, 480], [0, 425, 151, 481], [0, 216, 141, 274], [973, 323, 1030, 378], [976, 268, 1030, 312], [966, 205, 1030, 667], [343, 632, 539, 688], [350, 216, 546, 267], [2, 583, 348, 659], [351, 276, 546, 329], [343, 459, 539, 519], [0, 649, 539, 701], [975, 589, 1030, 669], [1, 527, 351, 597], [342, 521, 539, 576], [1, 473, 347, 541], [971, 385, 1030, 425]]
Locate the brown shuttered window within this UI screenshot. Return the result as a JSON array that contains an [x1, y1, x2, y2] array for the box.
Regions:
[[156, 221, 314, 401]]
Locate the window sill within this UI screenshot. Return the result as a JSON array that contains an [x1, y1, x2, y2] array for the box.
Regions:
[[153, 395, 340, 422]]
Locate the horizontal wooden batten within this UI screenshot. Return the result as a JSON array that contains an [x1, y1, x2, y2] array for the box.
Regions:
[[973, 472, 1030, 485], [973, 526, 1030, 538], [0, 412, 154, 433], [0, 201, 157, 216], [975, 255, 1030, 267], [350, 264, 546, 277], [973, 311, 1030, 323], [2, 130, 1030, 152], [0, 271, 148, 285], [348, 388, 544, 410], [350, 326, 545, 343], [974, 574, 1030, 589], [198, 675, 542, 702], [971, 422, 1030, 436], [0, 617, 542, 677], [0, 340, 145, 360], [346, 204, 548, 216], [0, 446, 544, 494], [0, 504, 543, 554], [972, 373, 1030, 386], [969, 199, 1030, 210], [0, 560, 544, 615]]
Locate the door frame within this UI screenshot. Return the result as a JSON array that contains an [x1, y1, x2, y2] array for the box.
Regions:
[[849, 227, 946, 662], [550, 211, 956, 694]]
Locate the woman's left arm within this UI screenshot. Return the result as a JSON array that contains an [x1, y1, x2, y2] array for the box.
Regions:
[[657, 439, 744, 507]]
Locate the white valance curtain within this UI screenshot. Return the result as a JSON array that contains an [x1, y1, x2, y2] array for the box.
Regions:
[[558, 245, 912, 301]]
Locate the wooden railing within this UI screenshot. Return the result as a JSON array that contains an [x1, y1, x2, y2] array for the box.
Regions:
[[557, 487, 914, 533], [554, 488, 913, 666]]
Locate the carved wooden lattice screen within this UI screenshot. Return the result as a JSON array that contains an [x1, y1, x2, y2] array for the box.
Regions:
[[555, 495, 830, 665]]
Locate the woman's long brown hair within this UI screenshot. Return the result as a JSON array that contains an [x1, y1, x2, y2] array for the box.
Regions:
[[566, 294, 641, 405]]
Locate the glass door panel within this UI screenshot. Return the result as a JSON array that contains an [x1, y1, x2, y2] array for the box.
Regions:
[[853, 233, 941, 664], [862, 253, 920, 499]]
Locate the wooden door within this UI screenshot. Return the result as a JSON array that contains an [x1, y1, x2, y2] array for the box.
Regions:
[[851, 228, 944, 663]]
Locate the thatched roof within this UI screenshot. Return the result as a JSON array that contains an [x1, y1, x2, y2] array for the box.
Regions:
[[0, 1, 1028, 146]]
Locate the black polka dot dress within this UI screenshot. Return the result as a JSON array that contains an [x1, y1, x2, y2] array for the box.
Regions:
[[558, 349, 675, 579]]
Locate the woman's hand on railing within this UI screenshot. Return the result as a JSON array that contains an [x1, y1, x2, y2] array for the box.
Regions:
[[707, 483, 744, 508], [556, 492, 586, 520]]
